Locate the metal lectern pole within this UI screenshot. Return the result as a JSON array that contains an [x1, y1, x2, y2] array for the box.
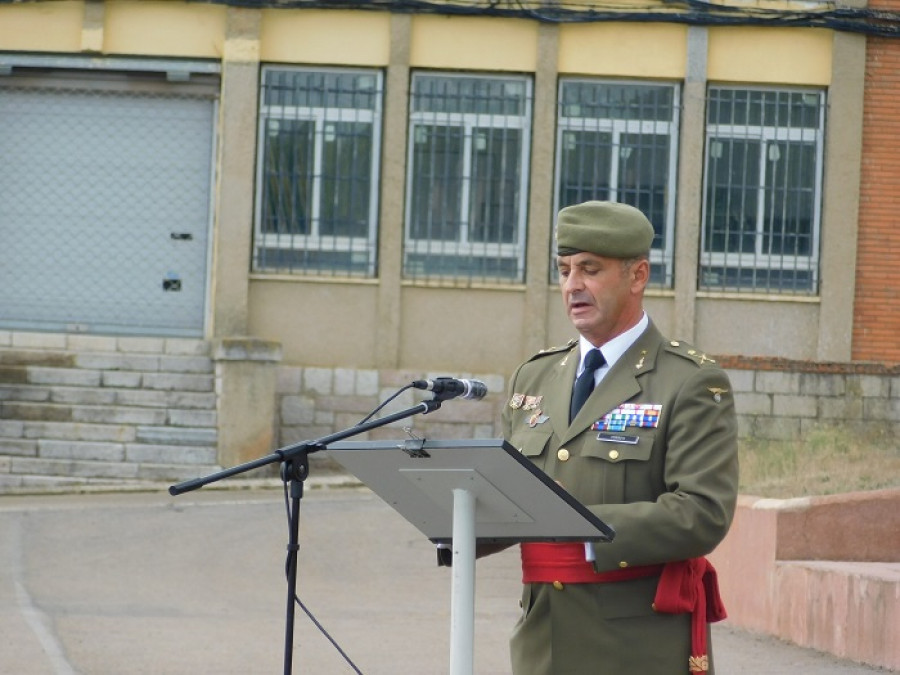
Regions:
[[449, 487, 476, 675]]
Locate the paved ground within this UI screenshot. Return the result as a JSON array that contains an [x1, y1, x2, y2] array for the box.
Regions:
[[0, 478, 892, 674]]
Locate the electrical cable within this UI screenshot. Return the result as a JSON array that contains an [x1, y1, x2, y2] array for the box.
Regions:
[[4, 0, 896, 36], [122, 0, 900, 38]]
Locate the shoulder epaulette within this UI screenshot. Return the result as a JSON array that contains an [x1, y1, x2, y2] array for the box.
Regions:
[[664, 339, 718, 367], [527, 339, 577, 363]]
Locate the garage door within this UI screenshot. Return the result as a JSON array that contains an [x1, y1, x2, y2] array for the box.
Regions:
[[0, 67, 217, 337]]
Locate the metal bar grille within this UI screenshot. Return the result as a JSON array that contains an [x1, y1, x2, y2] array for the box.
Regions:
[[554, 79, 679, 287], [700, 86, 825, 294], [253, 66, 383, 277], [404, 72, 532, 284]]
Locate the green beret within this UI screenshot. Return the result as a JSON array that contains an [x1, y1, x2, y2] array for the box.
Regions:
[[555, 201, 654, 259]]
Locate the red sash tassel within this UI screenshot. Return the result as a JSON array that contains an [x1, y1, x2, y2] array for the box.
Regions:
[[653, 557, 727, 673], [520, 542, 727, 674]]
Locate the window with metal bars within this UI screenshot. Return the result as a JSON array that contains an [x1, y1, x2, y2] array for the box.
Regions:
[[253, 66, 383, 276], [700, 86, 825, 294], [553, 79, 679, 287], [404, 72, 532, 284]]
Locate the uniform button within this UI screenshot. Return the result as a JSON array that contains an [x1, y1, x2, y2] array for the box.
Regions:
[[552, 580, 564, 591], [619, 561, 629, 568], [557, 448, 570, 462], [670, 340, 680, 347], [608, 449, 619, 460], [651, 602, 658, 611], [518, 447, 524, 453]]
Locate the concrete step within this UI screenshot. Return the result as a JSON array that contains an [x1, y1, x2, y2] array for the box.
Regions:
[[0, 383, 217, 410], [0, 432, 220, 488], [0, 454, 225, 492]]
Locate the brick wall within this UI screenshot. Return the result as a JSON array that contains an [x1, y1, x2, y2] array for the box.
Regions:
[[854, 0, 900, 362]]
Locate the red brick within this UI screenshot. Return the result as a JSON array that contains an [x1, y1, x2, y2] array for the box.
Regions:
[[854, 33, 900, 363]]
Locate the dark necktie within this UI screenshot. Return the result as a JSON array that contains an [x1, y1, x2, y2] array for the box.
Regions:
[[570, 348, 605, 422]]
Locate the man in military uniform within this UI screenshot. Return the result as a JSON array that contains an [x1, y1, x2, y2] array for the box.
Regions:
[[497, 201, 739, 674]]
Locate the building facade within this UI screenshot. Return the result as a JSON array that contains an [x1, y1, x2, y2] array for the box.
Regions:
[[0, 0, 897, 485]]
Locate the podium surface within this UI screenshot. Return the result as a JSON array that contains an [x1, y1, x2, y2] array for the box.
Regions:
[[325, 438, 614, 544]]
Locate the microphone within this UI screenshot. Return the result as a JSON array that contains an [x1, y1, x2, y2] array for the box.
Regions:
[[411, 377, 488, 401]]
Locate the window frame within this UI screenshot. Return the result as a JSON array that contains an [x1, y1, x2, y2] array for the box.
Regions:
[[553, 78, 680, 288], [253, 65, 384, 277], [699, 85, 826, 294], [403, 71, 533, 283]]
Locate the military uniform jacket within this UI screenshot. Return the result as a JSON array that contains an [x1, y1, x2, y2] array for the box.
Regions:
[[502, 320, 739, 674]]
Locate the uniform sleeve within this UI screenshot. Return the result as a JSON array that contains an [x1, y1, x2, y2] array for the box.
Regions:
[[587, 365, 739, 571]]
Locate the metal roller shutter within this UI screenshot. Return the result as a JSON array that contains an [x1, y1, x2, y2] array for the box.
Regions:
[[0, 67, 217, 337]]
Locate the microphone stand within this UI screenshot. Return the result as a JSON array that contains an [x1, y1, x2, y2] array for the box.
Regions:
[[169, 396, 448, 675]]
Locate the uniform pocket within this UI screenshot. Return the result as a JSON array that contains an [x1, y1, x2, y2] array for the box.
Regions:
[[509, 424, 554, 459], [581, 432, 655, 463], [574, 432, 658, 504]]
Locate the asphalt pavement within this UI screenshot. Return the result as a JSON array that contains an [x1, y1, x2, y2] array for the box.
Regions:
[[0, 477, 892, 674]]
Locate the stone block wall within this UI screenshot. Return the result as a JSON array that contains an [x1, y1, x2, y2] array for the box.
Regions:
[[719, 356, 900, 441], [2, 331, 898, 489], [273, 358, 900, 454], [275, 366, 507, 459], [0, 331, 220, 490]]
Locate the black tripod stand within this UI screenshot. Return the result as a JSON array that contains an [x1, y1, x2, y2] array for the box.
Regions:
[[169, 397, 446, 675]]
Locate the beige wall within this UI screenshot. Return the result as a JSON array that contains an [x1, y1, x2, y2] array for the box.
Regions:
[[260, 9, 391, 65], [0, 1, 84, 52], [558, 22, 688, 78], [248, 280, 381, 367], [103, 1, 227, 57], [695, 297, 821, 357], [410, 15, 539, 71], [707, 27, 832, 85], [0, 1, 865, 374]]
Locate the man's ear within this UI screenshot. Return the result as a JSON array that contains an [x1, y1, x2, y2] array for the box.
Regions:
[[630, 258, 650, 291]]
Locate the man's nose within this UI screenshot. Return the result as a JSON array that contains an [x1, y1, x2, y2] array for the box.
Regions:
[[563, 271, 583, 293]]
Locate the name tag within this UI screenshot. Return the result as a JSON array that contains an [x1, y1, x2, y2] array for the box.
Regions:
[[597, 432, 639, 444]]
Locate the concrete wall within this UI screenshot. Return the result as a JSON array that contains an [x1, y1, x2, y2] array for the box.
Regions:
[[709, 490, 900, 670], [0, 1, 872, 374]]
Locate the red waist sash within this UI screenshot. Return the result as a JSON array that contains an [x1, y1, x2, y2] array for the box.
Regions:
[[520, 542, 727, 674], [521, 541, 662, 583]]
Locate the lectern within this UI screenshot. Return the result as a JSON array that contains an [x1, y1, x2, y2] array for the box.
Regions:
[[326, 438, 615, 675]]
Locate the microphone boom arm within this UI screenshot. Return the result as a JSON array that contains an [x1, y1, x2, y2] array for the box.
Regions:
[[169, 397, 443, 496]]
